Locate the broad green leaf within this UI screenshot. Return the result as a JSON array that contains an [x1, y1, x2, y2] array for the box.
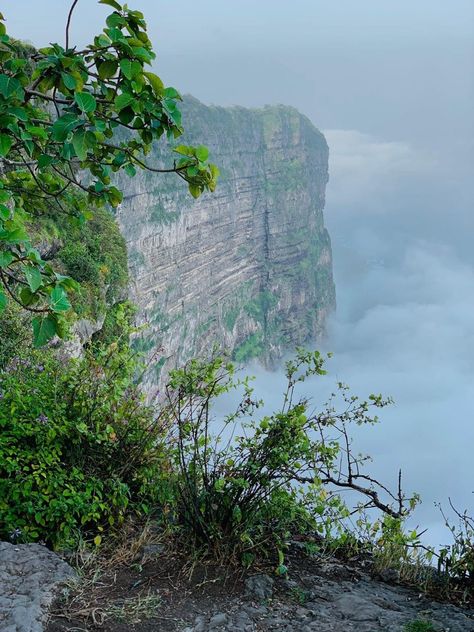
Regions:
[[98, 59, 118, 80], [131, 46, 152, 63], [0, 289, 6, 314], [72, 129, 96, 161], [32, 314, 58, 348], [164, 86, 181, 100], [25, 266, 43, 292], [38, 154, 54, 168], [195, 145, 209, 162], [99, 0, 122, 8], [0, 227, 29, 244], [143, 71, 164, 96], [0, 74, 24, 101], [0, 203, 9, 220], [61, 72, 77, 91], [0, 190, 9, 204], [0, 251, 13, 267], [188, 184, 201, 199], [50, 286, 71, 313], [119, 59, 133, 79], [106, 12, 124, 28], [8, 106, 28, 121], [114, 92, 134, 111], [74, 91, 97, 113], [123, 163, 136, 177], [51, 113, 82, 142], [0, 133, 12, 157]]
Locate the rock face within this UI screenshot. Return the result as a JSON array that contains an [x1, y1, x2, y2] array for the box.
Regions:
[[117, 97, 335, 389], [0, 542, 76, 632]]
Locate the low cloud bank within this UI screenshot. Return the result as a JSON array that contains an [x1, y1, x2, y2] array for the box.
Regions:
[[215, 130, 474, 547]]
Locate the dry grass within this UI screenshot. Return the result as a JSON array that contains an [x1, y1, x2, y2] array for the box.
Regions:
[[48, 520, 167, 626], [105, 591, 161, 624]]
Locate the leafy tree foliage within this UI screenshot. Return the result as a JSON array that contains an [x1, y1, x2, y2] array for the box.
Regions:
[[0, 0, 218, 346]]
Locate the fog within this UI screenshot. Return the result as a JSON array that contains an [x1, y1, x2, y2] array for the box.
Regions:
[[222, 128, 474, 547], [3, 1, 473, 544]]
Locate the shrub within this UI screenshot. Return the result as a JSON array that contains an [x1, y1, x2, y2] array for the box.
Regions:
[[437, 501, 474, 596], [0, 342, 169, 549], [164, 349, 415, 566]]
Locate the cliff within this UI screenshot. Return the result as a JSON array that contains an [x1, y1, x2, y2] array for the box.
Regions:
[[116, 97, 335, 387]]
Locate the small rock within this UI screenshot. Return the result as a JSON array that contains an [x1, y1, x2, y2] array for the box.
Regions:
[[208, 612, 228, 628], [244, 574, 274, 601], [378, 567, 401, 583]]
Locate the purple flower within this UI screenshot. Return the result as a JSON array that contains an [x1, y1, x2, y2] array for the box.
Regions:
[[36, 413, 49, 425], [0, 389, 4, 400]]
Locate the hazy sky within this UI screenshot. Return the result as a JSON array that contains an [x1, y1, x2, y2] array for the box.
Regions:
[[4, 1, 474, 544], [3, 1, 474, 142]]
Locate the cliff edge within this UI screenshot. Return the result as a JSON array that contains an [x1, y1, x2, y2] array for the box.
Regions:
[[117, 97, 335, 387]]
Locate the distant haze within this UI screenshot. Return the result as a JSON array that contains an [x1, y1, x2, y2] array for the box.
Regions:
[[4, 1, 473, 543]]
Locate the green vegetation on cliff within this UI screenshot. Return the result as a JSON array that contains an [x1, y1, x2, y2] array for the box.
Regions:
[[0, 1, 217, 346]]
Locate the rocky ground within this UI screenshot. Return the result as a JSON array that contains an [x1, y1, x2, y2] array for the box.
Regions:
[[2, 541, 474, 632], [0, 541, 76, 632]]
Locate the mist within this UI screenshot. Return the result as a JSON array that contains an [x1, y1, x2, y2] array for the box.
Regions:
[[213, 118, 474, 546]]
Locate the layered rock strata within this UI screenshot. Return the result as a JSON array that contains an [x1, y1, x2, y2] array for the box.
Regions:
[[117, 98, 335, 389]]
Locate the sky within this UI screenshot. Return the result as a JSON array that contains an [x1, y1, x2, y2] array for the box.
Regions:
[[4, 1, 474, 545]]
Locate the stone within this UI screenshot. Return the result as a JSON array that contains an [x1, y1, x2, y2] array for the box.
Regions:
[[208, 612, 228, 628], [0, 541, 77, 632], [244, 574, 274, 602]]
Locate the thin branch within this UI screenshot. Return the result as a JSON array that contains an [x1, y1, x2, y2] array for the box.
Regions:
[[66, 0, 80, 50]]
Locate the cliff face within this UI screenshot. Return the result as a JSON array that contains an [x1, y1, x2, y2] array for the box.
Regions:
[[116, 98, 335, 388]]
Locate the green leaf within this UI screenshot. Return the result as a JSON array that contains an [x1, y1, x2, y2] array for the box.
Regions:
[[0, 227, 29, 244], [188, 184, 201, 199], [0, 289, 6, 313], [99, 0, 122, 8], [72, 129, 96, 161], [74, 91, 97, 113], [106, 12, 124, 28], [32, 314, 57, 348], [0, 133, 12, 157], [61, 72, 77, 90], [0, 203, 9, 220], [0, 190, 9, 204], [49, 286, 71, 313], [143, 71, 164, 96], [119, 59, 133, 80], [98, 59, 118, 80], [38, 154, 54, 168], [114, 92, 134, 111], [25, 266, 43, 292], [51, 113, 82, 142], [0, 74, 24, 101], [8, 106, 28, 121], [195, 145, 209, 162], [0, 251, 13, 267]]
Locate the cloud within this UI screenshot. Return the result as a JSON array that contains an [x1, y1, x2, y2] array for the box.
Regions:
[[213, 129, 474, 548], [323, 129, 438, 213]]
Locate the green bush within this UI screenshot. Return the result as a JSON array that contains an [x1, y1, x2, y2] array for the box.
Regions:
[[165, 350, 414, 566], [0, 342, 168, 549]]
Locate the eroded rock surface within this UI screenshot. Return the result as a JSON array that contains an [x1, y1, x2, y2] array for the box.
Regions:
[[182, 565, 474, 632], [117, 98, 335, 390], [0, 542, 76, 632]]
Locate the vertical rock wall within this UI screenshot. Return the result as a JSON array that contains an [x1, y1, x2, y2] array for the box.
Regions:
[[116, 97, 335, 389]]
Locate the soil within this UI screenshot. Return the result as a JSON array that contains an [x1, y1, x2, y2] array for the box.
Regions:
[[45, 545, 474, 632]]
